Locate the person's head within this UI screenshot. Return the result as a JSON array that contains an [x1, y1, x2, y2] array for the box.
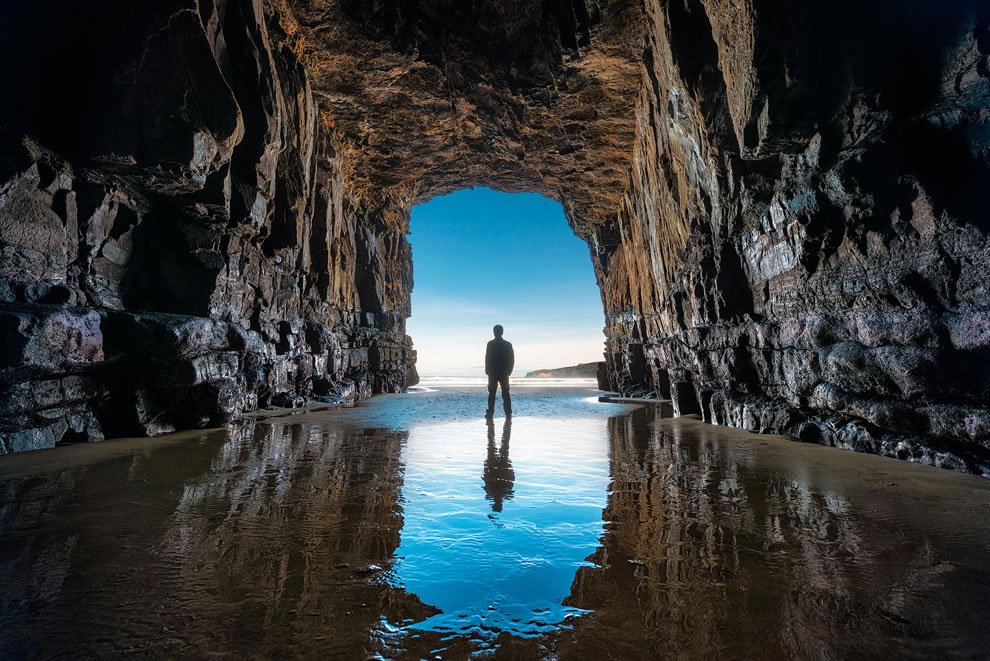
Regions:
[[493, 324, 504, 338]]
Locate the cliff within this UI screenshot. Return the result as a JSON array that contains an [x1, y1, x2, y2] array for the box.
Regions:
[[526, 363, 600, 378], [0, 0, 417, 451], [592, 0, 990, 472], [2, 0, 988, 471]]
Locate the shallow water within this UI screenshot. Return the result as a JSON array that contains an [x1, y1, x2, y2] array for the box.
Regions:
[[2, 388, 990, 659]]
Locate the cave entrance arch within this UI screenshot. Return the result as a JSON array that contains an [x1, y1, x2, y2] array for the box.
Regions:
[[405, 187, 606, 379]]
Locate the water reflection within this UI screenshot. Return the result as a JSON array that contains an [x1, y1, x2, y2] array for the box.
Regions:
[[558, 407, 990, 659], [0, 420, 432, 658], [483, 418, 514, 513], [385, 416, 610, 651], [1, 389, 990, 659], [156, 421, 434, 658]]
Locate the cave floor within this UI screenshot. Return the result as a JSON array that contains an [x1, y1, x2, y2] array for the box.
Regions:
[[2, 387, 990, 659]]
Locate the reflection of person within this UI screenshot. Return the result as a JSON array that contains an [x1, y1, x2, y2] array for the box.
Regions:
[[483, 418, 514, 512], [485, 324, 514, 418]]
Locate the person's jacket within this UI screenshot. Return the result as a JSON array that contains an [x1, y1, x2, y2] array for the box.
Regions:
[[485, 338, 515, 378]]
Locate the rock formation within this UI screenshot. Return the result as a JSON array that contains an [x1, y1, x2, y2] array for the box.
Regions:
[[592, 0, 990, 473], [1, 0, 988, 471], [0, 0, 418, 452], [525, 362, 599, 378]]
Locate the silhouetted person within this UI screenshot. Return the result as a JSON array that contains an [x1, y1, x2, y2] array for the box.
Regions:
[[485, 324, 514, 418], [483, 418, 514, 513]]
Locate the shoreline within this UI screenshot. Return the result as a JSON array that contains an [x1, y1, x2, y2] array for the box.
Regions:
[[2, 387, 990, 657], [2, 384, 990, 483]]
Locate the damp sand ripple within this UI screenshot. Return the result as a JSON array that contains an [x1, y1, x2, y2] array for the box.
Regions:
[[1, 388, 989, 658]]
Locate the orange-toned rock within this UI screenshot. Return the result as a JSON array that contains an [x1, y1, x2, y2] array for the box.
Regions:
[[1, 0, 989, 472]]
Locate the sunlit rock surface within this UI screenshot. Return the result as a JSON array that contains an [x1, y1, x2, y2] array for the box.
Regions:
[[592, 0, 990, 473], [1, 0, 989, 467], [0, 0, 417, 452]]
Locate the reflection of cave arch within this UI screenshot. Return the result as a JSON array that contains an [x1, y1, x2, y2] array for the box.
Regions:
[[562, 407, 902, 658], [0, 0, 987, 467]]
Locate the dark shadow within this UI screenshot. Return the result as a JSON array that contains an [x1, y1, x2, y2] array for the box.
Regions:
[[119, 212, 219, 316], [483, 418, 515, 513]]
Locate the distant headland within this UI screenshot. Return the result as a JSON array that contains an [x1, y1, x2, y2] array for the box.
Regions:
[[525, 362, 599, 378]]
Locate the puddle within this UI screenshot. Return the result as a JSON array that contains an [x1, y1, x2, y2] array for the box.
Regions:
[[1, 388, 989, 658]]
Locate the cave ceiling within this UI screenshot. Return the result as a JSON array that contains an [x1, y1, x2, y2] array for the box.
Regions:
[[283, 0, 645, 231]]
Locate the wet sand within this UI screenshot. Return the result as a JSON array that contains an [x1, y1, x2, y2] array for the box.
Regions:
[[1, 387, 989, 658]]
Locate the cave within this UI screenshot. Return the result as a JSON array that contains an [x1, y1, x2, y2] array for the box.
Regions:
[[4, 2, 990, 656], [1, 0, 989, 475]]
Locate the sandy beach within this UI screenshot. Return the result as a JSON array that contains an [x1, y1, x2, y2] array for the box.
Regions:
[[2, 386, 990, 658]]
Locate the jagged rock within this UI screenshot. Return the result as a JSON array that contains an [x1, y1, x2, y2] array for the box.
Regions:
[[590, 0, 990, 473], [1, 0, 988, 473], [0, 0, 417, 453], [525, 362, 599, 378]]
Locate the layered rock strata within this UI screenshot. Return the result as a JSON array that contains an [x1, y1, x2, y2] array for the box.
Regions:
[[0, 0, 416, 452], [2, 0, 989, 472], [592, 0, 990, 473]]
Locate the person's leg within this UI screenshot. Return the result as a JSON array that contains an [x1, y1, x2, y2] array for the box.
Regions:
[[501, 376, 511, 415], [487, 376, 497, 416]]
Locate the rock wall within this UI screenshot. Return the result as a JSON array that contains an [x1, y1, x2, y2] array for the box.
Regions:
[[0, 0, 416, 453], [2, 0, 989, 471], [593, 0, 990, 473]]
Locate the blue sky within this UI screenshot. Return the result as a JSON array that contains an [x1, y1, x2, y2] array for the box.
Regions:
[[406, 187, 606, 376]]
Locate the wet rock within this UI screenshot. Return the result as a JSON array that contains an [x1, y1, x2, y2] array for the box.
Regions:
[[0, 0, 416, 450], [592, 1, 990, 473], [670, 380, 701, 417], [1, 0, 988, 472], [354, 564, 384, 576]]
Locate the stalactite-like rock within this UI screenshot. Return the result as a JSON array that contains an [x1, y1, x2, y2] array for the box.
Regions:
[[592, 0, 990, 472], [1, 0, 988, 471], [0, 0, 416, 452]]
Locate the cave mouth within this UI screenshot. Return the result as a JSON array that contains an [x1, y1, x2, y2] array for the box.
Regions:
[[406, 187, 605, 379]]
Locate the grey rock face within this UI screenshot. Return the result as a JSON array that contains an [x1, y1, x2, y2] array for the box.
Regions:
[[594, 0, 990, 473], [1, 0, 988, 474], [0, 0, 416, 453]]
